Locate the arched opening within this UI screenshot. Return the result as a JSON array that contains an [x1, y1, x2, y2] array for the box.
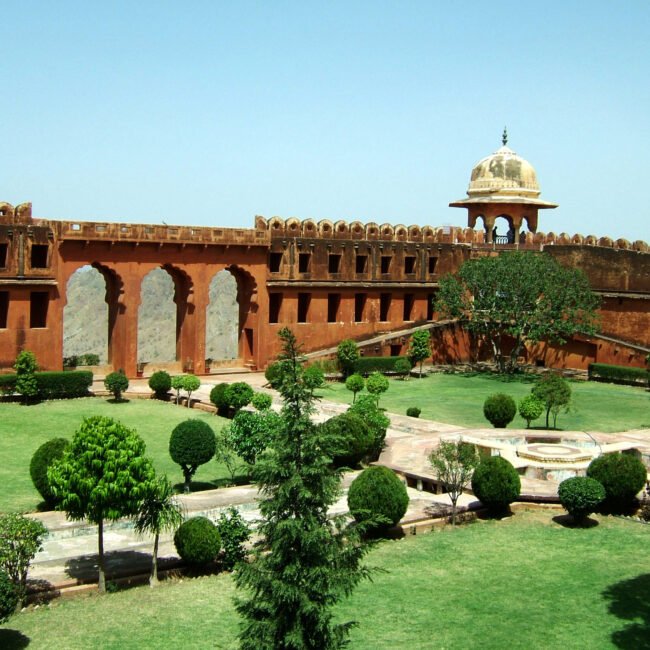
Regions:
[[137, 267, 178, 364], [205, 269, 239, 365], [63, 265, 108, 366], [493, 215, 515, 244]]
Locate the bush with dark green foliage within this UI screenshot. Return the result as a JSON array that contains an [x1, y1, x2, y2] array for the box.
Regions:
[[518, 394, 544, 429], [347, 466, 409, 532], [483, 393, 517, 428], [588, 363, 649, 386], [169, 419, 217, 493], [394, 358, 413, 380], [0, 371, 94, 399], [209, 383, 229, 415], [303, 365, 325, 393], [264, 362, 283, 388], [227, 410, 281, 465], [531, 373, 572, 429], [337, 339, 360, 377], [471, 456, 521, 514], [14, 350, 39, 401], [181, 374, 201, 406], [225, 382, 254, 414], [104, 371, 129, 400], [558, 476, 606, 524], [30, 438, 70, 506], [366, 371, 389, 406], [63, 353, 100, 368], [352, 355, 412, 376], [348, 394, 390, 461], [0, 570, 18, 623], [586, 453, 647, 511], [216, 507, 252, 570], [173, 516, 221, 567], [320, 413, 374, 468], [148, 370, 172, 399], [251, 391, 273, 411], [406, 407, 421, 418], [345, 373, 365, 402]]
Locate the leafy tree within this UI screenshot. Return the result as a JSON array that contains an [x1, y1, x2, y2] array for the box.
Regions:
[[408, 330, 431, 377], [181, 374, 201, 407], [0, 570, 18, 623], [429, 441, 479, 526], [531, 373, 572, 429], [14, 350, 38, 401], [518, 394, 545, 429], [347, 394, 390, 461], [0, 513, 48, 605], [394, 358, 412, 380], [169, 419, 216, 493], [171, 375, 184, 405], [215, 427, 247, 485], [104, 370, 129, 401], [303, 364, 325, 396], [366, 371, 389, 407], [133, 475, 184, 586], [345, 373, 365, 402], [235, 328, 372, 650], [48, 416, 156, 592], [216, 507, 252, 571], [251, 391, 273, 411], [227, 410, 282, 465], [337, 339, 360, 378], [225, 382, 254, 414], [435, 252, 600, 373]]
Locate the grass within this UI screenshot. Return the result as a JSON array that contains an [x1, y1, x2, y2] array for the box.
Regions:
[[317, 374, 650, 433], [0, 397, 246, 514], [2, 510, 649, 648]]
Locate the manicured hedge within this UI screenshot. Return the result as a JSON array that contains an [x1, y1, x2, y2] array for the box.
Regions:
[[352, 356, 411, 376], [0, 371, 93, 399], [588, 363, 649, 386]]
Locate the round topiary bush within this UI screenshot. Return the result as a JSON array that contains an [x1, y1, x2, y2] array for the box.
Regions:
[[483, 393, 517, 428], [0, 569, 18, 624], [104, 371, 129, 400], [209, 383, 229, 415], [148, 370, 172, 399], [264, 362, 283, 389], [406, 407, 421, 418], [345, 373, 365, 402], [251, 391, 273, 411], [394, 358, 412, 380], [471, 456, 521, 514], [29, 438, 70, 506], [518, 394, 544, 429], [347, 466, 409, 532], [173, 517, 221, 567], [558, 476, 606, 524], [169, 419, 217, 493], [320, 413, 374, 468], [586, 453, 647, 511], [225, 382, 254, 414]]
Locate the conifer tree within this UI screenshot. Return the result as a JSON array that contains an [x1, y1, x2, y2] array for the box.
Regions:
[[235, 328, 372, 650]]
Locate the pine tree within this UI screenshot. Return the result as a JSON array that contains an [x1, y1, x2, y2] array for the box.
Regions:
[[235, 328, 372, 650]]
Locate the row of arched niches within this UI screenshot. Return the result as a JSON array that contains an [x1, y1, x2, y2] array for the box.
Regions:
[[256, 217, 648, 251]]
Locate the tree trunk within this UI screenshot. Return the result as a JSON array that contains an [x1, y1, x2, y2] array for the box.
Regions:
[[98, 517, 106, 593], [451, 498, 457, 527], [419, 360, 424, 378], [545, 407, 551, 429], [150, 533, 160, 587], [183, 467, 192, 494]]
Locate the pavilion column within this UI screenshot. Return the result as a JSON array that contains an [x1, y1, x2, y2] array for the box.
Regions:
[[178, 286, 208, 375], [108, 282, 140, 378]]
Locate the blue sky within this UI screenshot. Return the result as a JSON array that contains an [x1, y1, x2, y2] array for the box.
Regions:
[[2, 1, 649, 241]]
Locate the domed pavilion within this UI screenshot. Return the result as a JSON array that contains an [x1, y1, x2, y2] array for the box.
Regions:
[[450, 129, 557, 244]]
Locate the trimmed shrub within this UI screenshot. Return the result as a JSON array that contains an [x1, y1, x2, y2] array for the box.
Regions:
[[169, 419, 217, 492], [227, 410, 281, 465], [181, 374, 201, 406], [264, 362, 283, 389], [558, 476, 606, 524], [29, 438, 70, 506], [104, 371, 129, 400], [337, 339, 360, 377], [352, 355, 412, 376], [320, 413, 374, 468], [209, 383, 229, 415], [471, 456, 521, 514], [251, 391, 273, 411], [225, 382, 254, 414], [14, 350, 38, 401], [518, 394, 544, 429], [216, 507, 252, 570], [63, 353, 99, 368], [303, 365, 325, 392], [406, 407, 421, 418], [345, 374, 365, 403], [347, 466, 409, 532], [531, 373, 572, 429], [588, 362, 649, 386], [394, 358, 413, 380], [173, 517, 221, 567], [36, 371, 93, 399], [348, 394, 390, 461], [0, 570, 18, 623], [586, 453, 647, 511], [483, 393, 516, 428], [366, 371, 389, 406], [148, 370, 172, 399]]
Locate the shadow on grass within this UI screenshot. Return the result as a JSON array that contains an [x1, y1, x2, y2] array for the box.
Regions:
[[172, 475, 251, 494], [552, 513, 599, 528], [65, 549, 160, 583], [106, 397, 130, 404], [456, 371, 539, 384], [0, 629, 30, 649], [603, 573, 650, 649]]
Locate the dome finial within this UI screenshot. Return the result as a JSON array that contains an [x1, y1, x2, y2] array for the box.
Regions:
[[502, 126, 508, 146]]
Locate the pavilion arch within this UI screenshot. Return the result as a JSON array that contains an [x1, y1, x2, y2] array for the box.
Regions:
[[223, 264, 258, 362], [493, 214, 515, 243], [205, 269, 239, 362]]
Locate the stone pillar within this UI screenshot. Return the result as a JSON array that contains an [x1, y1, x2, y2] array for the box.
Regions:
[[108, 282, 140, 378]]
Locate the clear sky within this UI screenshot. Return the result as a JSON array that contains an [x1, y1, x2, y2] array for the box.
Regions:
[[2, 1, 649, 242]]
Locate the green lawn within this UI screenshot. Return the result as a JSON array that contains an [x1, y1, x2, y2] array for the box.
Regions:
[[318, 374, 650, 433], [2, 510, 648, 649], [0, 398, 242, 514]]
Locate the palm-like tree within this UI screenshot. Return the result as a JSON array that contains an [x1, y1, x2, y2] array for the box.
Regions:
[[134, 475, 185, 586]]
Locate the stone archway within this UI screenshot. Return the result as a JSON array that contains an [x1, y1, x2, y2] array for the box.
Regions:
[[137, 267, 177, 364], [205, 269, 239, 363]]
